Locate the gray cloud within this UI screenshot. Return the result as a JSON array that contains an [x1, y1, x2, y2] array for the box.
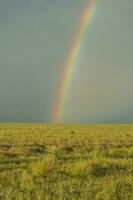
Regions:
[[0, 0, 133, 122]]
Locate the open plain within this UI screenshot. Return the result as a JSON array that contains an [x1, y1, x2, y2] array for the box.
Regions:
[[0, 124, 133, 199]]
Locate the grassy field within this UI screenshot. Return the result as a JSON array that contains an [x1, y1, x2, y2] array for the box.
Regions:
[[0, 124, 133, 199]]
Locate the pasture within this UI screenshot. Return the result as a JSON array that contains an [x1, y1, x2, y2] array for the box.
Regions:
[[0, 124, 133, 199]]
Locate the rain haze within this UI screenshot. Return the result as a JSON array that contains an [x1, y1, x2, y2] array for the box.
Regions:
[[0, 0, 133, 123]]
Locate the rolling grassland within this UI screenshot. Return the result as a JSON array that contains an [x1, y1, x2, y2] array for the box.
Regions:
[[0, 124, 133, 199]]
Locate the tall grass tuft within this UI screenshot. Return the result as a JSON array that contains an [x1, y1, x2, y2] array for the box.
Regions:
[[32, 155, 55, 178], [68, 160, 88, 178]]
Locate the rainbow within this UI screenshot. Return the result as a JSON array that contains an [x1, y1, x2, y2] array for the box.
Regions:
[[52, 0, 96, 122]]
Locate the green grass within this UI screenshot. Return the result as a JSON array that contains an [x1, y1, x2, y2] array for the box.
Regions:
[[0, 124, 132, 199]]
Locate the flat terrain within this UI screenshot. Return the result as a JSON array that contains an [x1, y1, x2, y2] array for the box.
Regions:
[[0, 124, 133, 199]]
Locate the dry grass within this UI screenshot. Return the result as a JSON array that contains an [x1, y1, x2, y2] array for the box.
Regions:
[[67, 159, 89, 178], [0, 124, 132, 199], [32, 155, 55, 177]]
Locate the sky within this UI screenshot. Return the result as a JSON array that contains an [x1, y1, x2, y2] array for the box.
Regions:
[[0, 0, 133, 123]]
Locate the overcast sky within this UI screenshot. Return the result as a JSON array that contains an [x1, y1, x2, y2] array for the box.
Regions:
[[0, 0, 133, 123]]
